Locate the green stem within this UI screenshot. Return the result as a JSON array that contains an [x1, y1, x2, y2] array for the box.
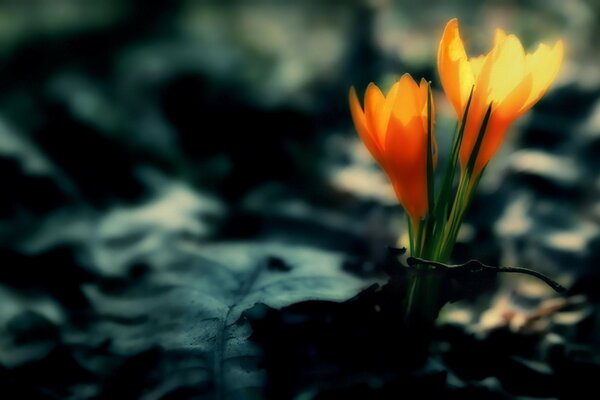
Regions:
[[404, 268, 442, 329], [407, 214, 415, 256], [437, 171, 470, 260], [403, 84, 444, 330]]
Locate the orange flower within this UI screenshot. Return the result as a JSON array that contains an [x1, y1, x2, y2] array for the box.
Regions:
[[349, 73, 434, 225], [438, 18, 563, 175]]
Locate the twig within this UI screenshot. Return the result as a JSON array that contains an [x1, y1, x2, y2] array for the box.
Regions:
[[406, 257, 566, 293]]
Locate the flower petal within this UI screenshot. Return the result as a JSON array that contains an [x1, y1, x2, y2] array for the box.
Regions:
[[496, 72, 532, 120], [487, 34, 527, 104], [385, 114, 428, 220], [349, 86, 384, 165], [469, 55, 487, 80], [520, 40, 564, 113], [494, 28, 507, 46], [438, 18, 474, 116], [381, 81, 400, 145], [364, 83, 387, 144], [391, 73, 421, 125]]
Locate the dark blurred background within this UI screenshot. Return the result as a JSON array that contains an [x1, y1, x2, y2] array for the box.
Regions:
[[1, 0, 600, 399]]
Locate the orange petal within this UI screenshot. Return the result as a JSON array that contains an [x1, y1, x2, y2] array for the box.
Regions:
[[381, 80, 401, 145], [364, 83, 387, 145], [385, 113, 429, 221], [349, 86, 385, 165], [487, 34, 527, 104], [390, 73, 421, 125], [496, 72, 532, 121], [494, 28, 507, 46], [520, 40, 564, 113], [469, 55, 487, 80], [438, 19, 475, 117], [473, 117, 510, 175]]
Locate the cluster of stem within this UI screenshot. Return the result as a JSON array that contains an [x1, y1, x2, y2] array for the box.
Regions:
[[407, 86, 491, 262], [404, 86, 492, 326]]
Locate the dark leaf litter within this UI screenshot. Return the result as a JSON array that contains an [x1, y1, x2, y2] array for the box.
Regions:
[[0, 1, 599, 399]]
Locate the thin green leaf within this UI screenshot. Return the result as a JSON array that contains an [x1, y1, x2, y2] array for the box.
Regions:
[[435, 88, 473, 215], [432, 87, 474, 258], [407, 213, 415, 256], [425, 82, 435, 215], [439, 165, 487, 261], [439, 103, 493, 260], [423, 82, 436, 258], [465, 103, 493, 177]]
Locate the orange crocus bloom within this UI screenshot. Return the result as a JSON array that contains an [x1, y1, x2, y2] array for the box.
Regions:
[[349, 73, 434, 225], [438, 18, 563, 176]]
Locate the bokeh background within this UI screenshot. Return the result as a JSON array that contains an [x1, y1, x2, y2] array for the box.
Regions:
[[1, 0, 599, 398]]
